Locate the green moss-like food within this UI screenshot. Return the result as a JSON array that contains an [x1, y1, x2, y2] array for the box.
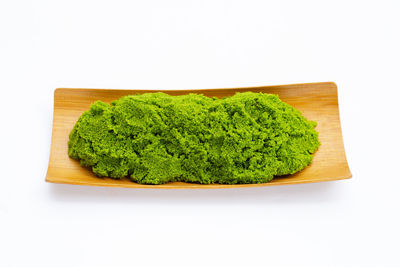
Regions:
[[68, 92, 320, 184]]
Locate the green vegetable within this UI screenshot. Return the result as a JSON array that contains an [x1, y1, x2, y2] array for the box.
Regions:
[[68, 92, 320, 184]]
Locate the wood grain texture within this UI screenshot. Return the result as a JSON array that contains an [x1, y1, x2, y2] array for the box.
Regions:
[[46, 82, 351, 189]]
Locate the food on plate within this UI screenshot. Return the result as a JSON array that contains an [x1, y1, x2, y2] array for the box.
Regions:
[[68, 92, 320, 184]]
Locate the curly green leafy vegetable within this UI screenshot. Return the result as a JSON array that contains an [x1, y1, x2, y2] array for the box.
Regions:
[[68, 92, 320, 184]]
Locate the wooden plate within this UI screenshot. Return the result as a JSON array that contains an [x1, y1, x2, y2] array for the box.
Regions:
[[46, 82, 351, 189]]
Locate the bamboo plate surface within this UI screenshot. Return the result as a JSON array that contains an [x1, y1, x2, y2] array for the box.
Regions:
[[46, 82, 351, 189]]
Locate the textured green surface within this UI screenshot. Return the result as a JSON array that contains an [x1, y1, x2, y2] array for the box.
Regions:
[[68, 92, 320, 184]]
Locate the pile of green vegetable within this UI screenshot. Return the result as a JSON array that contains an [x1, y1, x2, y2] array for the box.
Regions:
[[68, 92, 320, 184]]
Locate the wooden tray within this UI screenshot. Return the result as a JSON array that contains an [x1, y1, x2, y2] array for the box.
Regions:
[[46, 82, 351, 189]]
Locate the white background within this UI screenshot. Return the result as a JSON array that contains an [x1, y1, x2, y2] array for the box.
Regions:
[[1, 0, 399, 266]]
